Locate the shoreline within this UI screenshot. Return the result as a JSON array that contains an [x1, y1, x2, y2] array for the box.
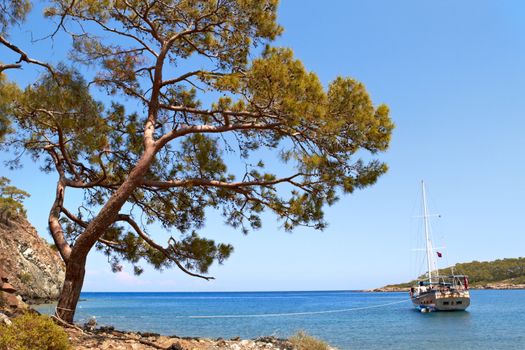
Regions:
[[2, 310, 338, 350], [66, 325, 300, 350], [365, 285, 525, 292]]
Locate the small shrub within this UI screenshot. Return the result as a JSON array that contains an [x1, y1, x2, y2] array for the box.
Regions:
[[18, 272, 31, 284], [0, 313, 70, 350], [290, 331, 332, 350], [48, 243, 58, 252], [513, 276, 525, 284]]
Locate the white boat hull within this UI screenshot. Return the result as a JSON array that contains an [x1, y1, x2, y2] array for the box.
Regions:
[[411, 290, 470, 311]]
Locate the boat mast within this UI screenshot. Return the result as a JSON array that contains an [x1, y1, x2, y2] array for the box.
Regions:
[[422, 181, 435, 283]]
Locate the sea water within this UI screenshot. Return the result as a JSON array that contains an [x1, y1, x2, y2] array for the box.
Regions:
[[35, 290, 525, 349]]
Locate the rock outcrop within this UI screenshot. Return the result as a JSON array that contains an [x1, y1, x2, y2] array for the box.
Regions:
[[0, 271, 29, 314], [0, 216, 65, 303]]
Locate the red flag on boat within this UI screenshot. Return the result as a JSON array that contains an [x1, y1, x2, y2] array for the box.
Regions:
[[437, 251, 442, 258]]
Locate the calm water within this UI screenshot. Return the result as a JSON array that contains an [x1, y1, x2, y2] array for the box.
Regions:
[[36, 290, 525, 349]]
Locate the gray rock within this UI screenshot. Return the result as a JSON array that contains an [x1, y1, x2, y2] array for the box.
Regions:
[[0, 217, 65, 303], [0, 312, 12, 326], [84, 316, 97, 330]]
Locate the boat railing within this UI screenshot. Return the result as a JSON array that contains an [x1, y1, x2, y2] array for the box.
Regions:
[[415, 274, 469, 291]]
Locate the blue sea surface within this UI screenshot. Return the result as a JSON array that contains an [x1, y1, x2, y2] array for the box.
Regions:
[[36, 290, 525, 349]]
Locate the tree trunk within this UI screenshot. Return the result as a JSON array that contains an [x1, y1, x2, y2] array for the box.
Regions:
[[54, 181, 141, 323], [56, 255, 87, 323], [55, 149, 158, 323]]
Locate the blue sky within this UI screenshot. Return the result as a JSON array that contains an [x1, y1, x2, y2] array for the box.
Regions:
[[2, 1, 525, 291]]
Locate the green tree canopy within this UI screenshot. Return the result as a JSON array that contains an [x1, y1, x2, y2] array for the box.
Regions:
[[0, 176, 30, 218], [0, 74, 19, 141], [385, 257, 525, 289], [0, 0, 394, 322]]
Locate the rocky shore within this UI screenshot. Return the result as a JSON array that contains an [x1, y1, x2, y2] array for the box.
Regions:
[[367, 283, 525, 292], [67, 326, 299, 350], [0, 316, 337, 350], [472, 283, 525, 290], [366, 287, 410, 292], [1, 293, 336, 350]]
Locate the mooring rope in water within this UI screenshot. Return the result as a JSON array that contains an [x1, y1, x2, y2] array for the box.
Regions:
[[182, 298, 410, 319]]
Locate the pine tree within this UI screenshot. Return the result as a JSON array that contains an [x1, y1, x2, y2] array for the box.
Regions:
[[1, 0, 394, 323]]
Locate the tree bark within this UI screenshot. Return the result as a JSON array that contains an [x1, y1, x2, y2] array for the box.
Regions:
[[48, 178, 72, 262], [56, 255, 87, 323]]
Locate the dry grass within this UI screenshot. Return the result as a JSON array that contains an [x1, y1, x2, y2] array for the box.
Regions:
[[289, 331, 333, 350]]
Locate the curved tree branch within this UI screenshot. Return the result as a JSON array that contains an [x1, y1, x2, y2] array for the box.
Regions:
[[115, 214, 214, 281], [155, 121, 282, 151], [141, 173, 305, 190], [47, 150, 72, 262], [0, 63, 21, 72], [61, 206, 87, 228], [0, 35, 55, 75]]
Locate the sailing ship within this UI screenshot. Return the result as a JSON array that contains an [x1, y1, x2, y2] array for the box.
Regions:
[[410, 181, 470, 312]]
